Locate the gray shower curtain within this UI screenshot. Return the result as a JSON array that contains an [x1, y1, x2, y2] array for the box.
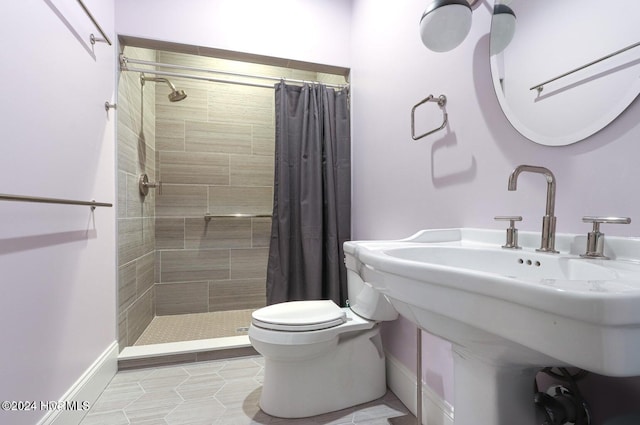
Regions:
[[266, 82, 351, 306]]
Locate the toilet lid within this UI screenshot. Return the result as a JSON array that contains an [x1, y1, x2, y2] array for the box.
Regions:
[[252, 300, 347, 332]]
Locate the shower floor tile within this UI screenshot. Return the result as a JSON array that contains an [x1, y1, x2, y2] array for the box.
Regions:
[[134, 310, 255, 345]]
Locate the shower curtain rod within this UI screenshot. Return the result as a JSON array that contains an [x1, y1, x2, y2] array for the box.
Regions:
[[120, 55, 349, 90]]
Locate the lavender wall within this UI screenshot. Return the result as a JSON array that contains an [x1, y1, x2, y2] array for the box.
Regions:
[[350, 0, 640, 240], [0, 1, 116, 424], [115, 0, 352, 69], [350, 0, 640, 420]]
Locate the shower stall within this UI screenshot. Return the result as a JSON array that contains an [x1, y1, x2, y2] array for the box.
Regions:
[[116, 43, 348, 360]]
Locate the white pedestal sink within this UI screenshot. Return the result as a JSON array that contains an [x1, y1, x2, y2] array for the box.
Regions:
[[344, 228, 640, 425]]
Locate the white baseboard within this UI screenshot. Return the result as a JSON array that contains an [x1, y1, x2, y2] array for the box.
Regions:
[[36, 342, 118, 425], [386, 352, 454, 425]]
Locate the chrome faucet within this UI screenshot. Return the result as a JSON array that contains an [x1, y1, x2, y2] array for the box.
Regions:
[[507, 165, 558, 253]]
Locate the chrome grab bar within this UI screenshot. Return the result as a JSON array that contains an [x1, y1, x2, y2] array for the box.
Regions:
[[76, 0, 112, 46], [204, 213, 272, 221], [0, 193, 112, 209]]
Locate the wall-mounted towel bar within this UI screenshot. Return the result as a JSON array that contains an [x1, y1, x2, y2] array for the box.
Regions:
[[76, 0, 112, 46], [0, 193, 112, 209], [411, 94, 448, 140], [530, 40, 640, 93], [204, 213, 272, 221]]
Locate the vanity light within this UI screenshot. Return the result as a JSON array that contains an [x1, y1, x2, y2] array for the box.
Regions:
[[419, 0, 479, 52], [490, 4, 517, 55]]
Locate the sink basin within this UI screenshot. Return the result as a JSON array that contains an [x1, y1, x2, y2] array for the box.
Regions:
[[383, 245, 618, 281], [344, 228, 640, 425]]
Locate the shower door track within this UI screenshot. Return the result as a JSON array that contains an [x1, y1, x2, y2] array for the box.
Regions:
[[120, 55, 348, 90]]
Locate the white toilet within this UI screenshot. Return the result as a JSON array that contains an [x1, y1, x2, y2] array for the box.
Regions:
[[248, 265, 398, 418]]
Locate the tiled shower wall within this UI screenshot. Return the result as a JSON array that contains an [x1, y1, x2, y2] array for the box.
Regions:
[[153, 51, 346, 316], [117, 46, 157, 348], [153, 51, 273, 315]]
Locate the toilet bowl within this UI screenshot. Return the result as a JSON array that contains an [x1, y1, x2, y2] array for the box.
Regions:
[[249, 301, 386, 418], [249, 262, 399, 418], [249, 300, 385, 418]]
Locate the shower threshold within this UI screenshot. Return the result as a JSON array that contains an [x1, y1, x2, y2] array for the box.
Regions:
[[118, 335, 256, 370]]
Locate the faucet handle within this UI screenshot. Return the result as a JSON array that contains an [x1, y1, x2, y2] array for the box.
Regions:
[[580, 216, 631, 259], [494, 216, 523, 249], [139, 173, 163, 196], [582, 216, 631, 226]]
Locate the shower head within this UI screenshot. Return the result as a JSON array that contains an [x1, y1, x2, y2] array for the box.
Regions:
[[168, 88, 187, 102], [140, 74, 188, 102]]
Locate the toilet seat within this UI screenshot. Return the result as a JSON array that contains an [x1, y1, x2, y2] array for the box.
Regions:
[[252, 300, 347, 332]]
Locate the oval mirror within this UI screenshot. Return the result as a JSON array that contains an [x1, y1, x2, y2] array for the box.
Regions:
[[489, 0, 640, 146]]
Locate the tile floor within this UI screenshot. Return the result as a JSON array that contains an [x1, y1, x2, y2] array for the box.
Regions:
[[80, 356, 410, 425]]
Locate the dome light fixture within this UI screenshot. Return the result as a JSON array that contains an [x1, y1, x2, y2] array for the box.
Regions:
[[490, 4, 517, 55], [419, 0, 480, 52]]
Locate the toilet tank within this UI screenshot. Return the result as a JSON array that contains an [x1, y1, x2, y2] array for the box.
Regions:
[[344, 247, 398, 322]]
